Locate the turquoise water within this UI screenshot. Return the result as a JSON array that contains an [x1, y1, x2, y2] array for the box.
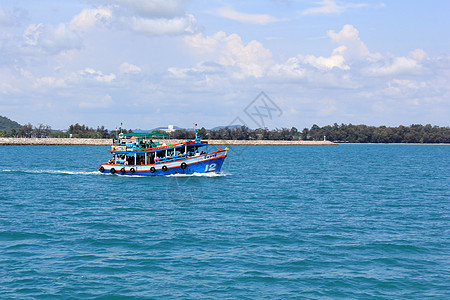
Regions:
[[0, 145, 449, 299]]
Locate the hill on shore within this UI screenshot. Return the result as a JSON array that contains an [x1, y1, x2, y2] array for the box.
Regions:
[[0, 116, 21, 131]]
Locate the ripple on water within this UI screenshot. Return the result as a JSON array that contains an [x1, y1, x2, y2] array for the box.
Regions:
[[0, 145, 449, 298]]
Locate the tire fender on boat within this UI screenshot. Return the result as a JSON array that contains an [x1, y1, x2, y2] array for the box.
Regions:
[[162, 165, 168, 172], [110, 168, 116, 174], [99, 166, 104, 172], [130, 168, 136, 173], [120, 168, 125, 174], [150, 167, 156, 173], [180, 162, 187, 169]]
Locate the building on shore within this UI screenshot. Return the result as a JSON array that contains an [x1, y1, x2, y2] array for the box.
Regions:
[[161, 125, 175, 133]]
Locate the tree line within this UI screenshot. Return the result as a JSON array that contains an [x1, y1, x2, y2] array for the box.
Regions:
[[0, 123, 132, 139], [305, 123, 450, 143], [0, 123, 52, 138], [171, 124, 450, 143], [1, 122, 449, 143]]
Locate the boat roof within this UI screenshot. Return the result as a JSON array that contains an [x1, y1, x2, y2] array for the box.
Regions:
[[109, 140, 208, 154], [119, 132, 169, 138]]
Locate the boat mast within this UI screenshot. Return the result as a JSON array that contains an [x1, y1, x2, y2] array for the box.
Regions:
[[194, 122, 200, 143], [118, 122, 124, 142]]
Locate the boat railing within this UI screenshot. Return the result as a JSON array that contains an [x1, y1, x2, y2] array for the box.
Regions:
[[135, 141, 160, 149], [155, 154, 187, 163]]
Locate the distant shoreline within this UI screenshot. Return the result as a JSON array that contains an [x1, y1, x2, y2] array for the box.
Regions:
[[0, 138, 336, 146], [339, 143, 450, 145], [1, 137, 449, 146]]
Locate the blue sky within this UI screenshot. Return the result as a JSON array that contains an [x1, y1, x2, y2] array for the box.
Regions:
[[0, 0, 449, 130]]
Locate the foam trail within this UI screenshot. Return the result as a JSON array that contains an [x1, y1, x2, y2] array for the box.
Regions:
[[2, 169, 103, 175], [2, 169, 230, 177]]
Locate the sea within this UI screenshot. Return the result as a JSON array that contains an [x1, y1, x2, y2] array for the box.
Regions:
[[0, 144, 449, 299]]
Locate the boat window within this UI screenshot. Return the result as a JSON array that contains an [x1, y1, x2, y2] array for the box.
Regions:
[[176, 147, 185, 155], [148, 153, 155, 164], [137, 153, 145, 165], [186, 146, 194, 156], [126, 155, 133, 165]]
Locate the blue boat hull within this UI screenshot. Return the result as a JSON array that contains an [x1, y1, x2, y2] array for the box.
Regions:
[[100, 152, 227, 176]]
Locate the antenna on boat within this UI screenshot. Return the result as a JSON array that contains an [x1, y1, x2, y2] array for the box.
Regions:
[[194, 123, 201, 143], [120, 123, 123, 134]]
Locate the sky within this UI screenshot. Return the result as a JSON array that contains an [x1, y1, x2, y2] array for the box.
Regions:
[[0, 0, 449, 130]]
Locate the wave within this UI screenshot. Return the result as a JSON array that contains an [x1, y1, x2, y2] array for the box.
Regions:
[[1, 169, 103, 176], [167, 172, 230, 177], [1, 169, 229, 177]]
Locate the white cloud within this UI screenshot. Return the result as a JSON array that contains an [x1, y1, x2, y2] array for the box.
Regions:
[[184, 31, 222, 51], [0, 67, 21, 94], [130, 14, 196, 35], [77, 68, 116, 83], [168, 67, 190, 78], [409, 49, 428, 61], [269, 57, 306, 80], [182, 26, 360, 86], [69, 7, 112, 32], [391, 79, 426, 89], [328, 24, 362, 44], [114, 0, 186, 18], [79, 94, 113, 108], [382, 79, 427, 98], [186, 32, 273, 67], [24, 23, 42, 46], [168, 61, 226, 79], [10, 65, 119, 95], [179, 24, 440, 94], [21, 0, 194, 58], [365, 57, 422, 76], [3, 68, 66, 92], [21, 7, 112, 56], [119, 62, 142, 73], [327, 24, 379, 60], [299, 53, 349, 70], [301, 0, 345, 15], [184, 31, 273, 78], [301, 0, 367, 16], [0, 6, 9, 25], [214, 7, 279, 25], [24, 23, 82, 53], [109, 0, 196, 36], [33, 76, 66, 89]]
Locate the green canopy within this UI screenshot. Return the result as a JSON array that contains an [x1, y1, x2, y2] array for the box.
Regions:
[[119, 132, 169, 138]]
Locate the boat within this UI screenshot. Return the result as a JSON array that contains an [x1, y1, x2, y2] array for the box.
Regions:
[[98, 124, 228, 176]]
